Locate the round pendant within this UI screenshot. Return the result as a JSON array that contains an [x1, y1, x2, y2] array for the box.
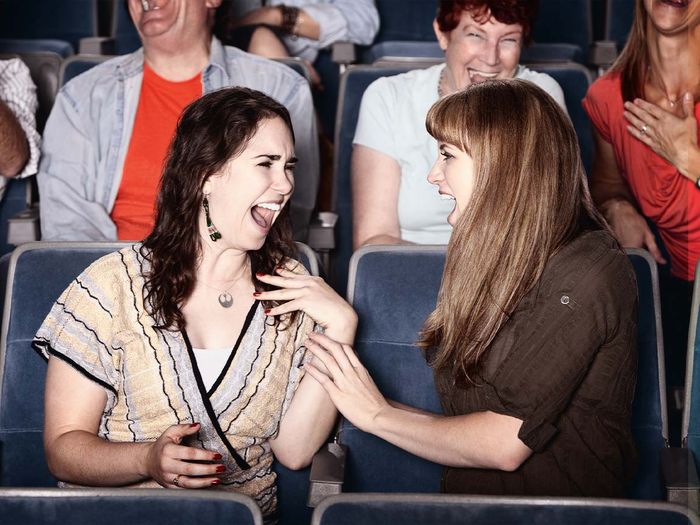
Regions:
[[218, 292, 233, 308]]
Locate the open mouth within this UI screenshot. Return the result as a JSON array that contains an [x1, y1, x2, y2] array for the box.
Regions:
[[439, 192, 456, 201], [660, 0, 688, 7], [468, 69, 499, 83], [250, 202, 281, 231]]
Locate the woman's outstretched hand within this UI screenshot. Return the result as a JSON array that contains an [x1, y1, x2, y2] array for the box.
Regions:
[[302, 332, 389, 433], [255, 268, 358, 344], [144, 423, 226, 489], [624, 93, 699, 180]]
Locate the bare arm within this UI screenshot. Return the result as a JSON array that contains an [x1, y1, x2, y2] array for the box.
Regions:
[[304, 333, 532, 471], [235, 7, 321, 40], [352, 145, 410, 248], [590, 128, 666, 264], [44, 358, 223, 488], [0, 98, 29, 177]]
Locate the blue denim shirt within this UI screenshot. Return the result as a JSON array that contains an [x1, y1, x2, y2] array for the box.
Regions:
[[38, 37, 319, 241]]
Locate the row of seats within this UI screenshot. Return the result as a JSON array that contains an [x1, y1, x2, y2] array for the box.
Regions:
[[0, 488, 696, 525], [0, 242, 698, 524]]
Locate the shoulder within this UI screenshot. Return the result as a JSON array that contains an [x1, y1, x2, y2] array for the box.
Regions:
[[515, 66, 565, 100], [73, 245, 143, 292], [0, 58, 30, 79], [543, 230, 636, 305], [361, 64, 440, 115], [366, 64, 440, 95], [280, 256, 312, 277], [585, 71, 623, 109], [58, 54, 130, 108]]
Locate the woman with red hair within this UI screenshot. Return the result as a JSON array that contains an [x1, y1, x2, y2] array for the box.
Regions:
[[352, 0, 566, 248]]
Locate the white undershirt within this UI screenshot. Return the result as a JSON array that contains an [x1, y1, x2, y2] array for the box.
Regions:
[[192, 347, 231, 391]]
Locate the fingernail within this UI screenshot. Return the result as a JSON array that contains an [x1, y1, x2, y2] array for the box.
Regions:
[[211, 479, 221, 486], [212, 453, 222, 460], [256, 272, 265, 277], [253, 292, 261, 297], [216, 465, 226, 473], [190, 423, 199, 427], [264, 308, 271, 314]]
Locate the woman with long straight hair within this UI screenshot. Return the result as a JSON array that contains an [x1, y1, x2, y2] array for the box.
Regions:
[[583, 0, 699, 405], [305, 79, 638, 497], [34, 87, 356, 523]]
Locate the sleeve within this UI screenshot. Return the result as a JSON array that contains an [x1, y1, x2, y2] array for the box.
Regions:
[[37, 86, 117, 241], [32, 266, 119, 394], [0, 59, 41, 177], [302, 0, 379, 47], [489, 248, 637, 452], [582, 77, 614, 144], [352, 77, 399, 161]]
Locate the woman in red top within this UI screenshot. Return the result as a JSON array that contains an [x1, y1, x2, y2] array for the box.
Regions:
[[582, 0, 699, 420]]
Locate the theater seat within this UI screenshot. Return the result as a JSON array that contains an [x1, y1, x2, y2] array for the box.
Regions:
[[312, 493, 698, 525], [0, 488, 262, 525]]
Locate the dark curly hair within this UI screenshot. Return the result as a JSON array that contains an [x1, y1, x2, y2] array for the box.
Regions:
[[436, 0, 539, 44], [141, 87, 298, 330]]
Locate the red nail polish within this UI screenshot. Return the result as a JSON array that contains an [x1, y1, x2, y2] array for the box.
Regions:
[[255, 272, 265, 277], [190, 423, 199, 427], [264, 308, 271, 314], [211, 479, 221, 486], [216, 465, 226, 473], [212, 453, 222, 461], [253, 292, 261, 297]]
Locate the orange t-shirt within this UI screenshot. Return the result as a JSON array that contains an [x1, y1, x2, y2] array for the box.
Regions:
[[583, 72, 700, 281], [112, 63, 202, 240]]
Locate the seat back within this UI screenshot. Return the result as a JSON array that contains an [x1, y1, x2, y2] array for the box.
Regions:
[[342, 246, 667, 498], [0, 488, 262, 525], [605, 0, 636, 53], [531, 0, 593, 64], [312, 494, 699, 525], [342, 246, 445, 492], [0, 0, 98, 53], [626, 249, 668, 499], [59, 54, 110, 87], [683, 260, 700, 471], [111, 0, 142, 55]]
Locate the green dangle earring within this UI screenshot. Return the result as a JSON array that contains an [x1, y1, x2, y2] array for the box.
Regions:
[[203, 195, 222, 241]]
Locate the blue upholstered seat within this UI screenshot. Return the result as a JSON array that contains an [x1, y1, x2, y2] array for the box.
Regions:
[[312, 494, 697, 525], [605, 0, 636, 53], [340, 246, 667, 499], [0, 0, 98, 54], [0, 488, 262, 525]]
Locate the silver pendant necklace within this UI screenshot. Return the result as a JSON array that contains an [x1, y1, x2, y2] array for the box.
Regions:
[[200, 281, 235, 309]]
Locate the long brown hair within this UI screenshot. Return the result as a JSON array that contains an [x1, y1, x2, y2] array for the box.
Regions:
[[608, 0, 648, 102], [418, 79, 607, 383], [141, 87, 298, 330]]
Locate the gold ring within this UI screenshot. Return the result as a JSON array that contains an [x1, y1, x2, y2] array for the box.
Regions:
[[172, 475, 181, 487]]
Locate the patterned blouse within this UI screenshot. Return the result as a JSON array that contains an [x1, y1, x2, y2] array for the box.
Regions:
[[33, 244, 315, 519]]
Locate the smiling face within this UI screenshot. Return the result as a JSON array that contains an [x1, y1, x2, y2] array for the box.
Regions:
[[427, 142, 476, 226], [202, 117, 295, 252], [434, 9, 523, 93]]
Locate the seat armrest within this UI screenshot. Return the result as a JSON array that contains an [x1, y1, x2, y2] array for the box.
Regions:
[[306, 212, 336, 277], [79, 37, 116, 55], [331, 42, 356, 74], [7, 206, 40, 245], [307, 442, 347, 507], [589, 40, 618, 72], [662, 447, 700, 513]]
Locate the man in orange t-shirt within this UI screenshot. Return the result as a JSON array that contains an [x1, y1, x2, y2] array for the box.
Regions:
[[38, 0, 318, 242]]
